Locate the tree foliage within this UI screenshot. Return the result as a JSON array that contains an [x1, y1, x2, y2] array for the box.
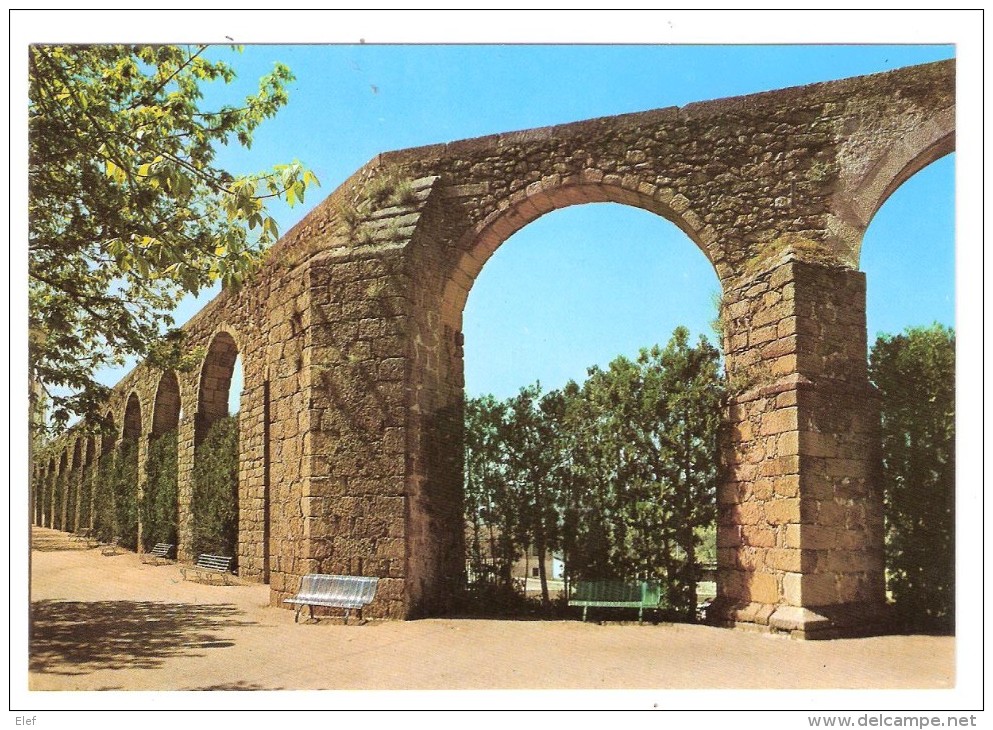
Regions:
[[28, 44, 319, 429], [464, 394, 516, 583], [145, 430, 179, 548], [112, 439, 140, 550], [191, 416, 239, 558], [869, 324, 955, 632], [464, 327, 726, 618]]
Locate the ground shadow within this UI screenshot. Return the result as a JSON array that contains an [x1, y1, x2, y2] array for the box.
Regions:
[[30, 600, 256, 676]]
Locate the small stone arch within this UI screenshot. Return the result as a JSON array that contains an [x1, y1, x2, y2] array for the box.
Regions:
[[196, 329, 241, 445], [114, 394, 143, 547], [191, 327, 242, 561], [152, 370, 182, 437], [147, 370, 182, 548], [122, 392, 143, 442], [44, 456, 57, 528]]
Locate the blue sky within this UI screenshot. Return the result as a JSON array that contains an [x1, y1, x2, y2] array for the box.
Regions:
[[182, 41, 957, 403]]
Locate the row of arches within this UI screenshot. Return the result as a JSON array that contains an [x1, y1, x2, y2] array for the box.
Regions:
[[32, 331, 244, 562]]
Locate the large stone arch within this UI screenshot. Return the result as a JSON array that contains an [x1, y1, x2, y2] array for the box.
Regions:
[[400, 181, 729, 616], [440, 176, 725, 326]]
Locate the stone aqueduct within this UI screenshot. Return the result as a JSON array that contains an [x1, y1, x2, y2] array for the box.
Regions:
[[32, 60, 954, 638]]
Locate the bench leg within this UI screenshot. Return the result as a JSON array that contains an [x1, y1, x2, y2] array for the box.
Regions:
[[343, 608, 350, 625], [582, 606, 588, 622]]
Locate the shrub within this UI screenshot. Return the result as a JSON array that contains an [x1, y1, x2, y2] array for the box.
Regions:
[[191, 416, 239, 559], [144, 430, 179, 548], [870, 324, 955, 633], [92, 453, 116, 542], [112, 440, 140, 549]]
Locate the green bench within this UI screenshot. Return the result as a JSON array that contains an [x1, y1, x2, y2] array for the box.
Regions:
[[568, 580, 665, 624]]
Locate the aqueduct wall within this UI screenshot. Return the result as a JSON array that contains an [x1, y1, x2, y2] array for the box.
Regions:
[[33, 60, 955, 638]]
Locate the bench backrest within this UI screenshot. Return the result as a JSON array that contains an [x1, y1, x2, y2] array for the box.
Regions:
[[299, 574, 379, 603], [151, 543, 173, 557], [196, 554, 233, 572], [572, 580, 663, 604]]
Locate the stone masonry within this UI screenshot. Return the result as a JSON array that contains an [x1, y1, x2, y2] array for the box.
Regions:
[[33, 60, 954, 637]]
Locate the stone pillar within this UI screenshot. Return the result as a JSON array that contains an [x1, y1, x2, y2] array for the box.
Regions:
[[175, 411, 196, 562], [712, 258, 886, 638], [134, 434, 149, 551], [286, 249, 410, 619]]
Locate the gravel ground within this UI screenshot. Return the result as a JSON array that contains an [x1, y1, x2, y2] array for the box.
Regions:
[[26, 527, 955, 698]]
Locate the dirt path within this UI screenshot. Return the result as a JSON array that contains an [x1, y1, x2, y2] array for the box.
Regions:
[[27, 527, 954, 693]]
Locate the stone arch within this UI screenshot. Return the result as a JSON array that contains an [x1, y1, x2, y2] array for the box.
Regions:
[[147, 371, 182, 548], [114, 393, 143, 548], [196, 329, 241, 445], [152, 370, 182, 437], [440, 176, 726, 326], [192, 327, 242, 561], [833, 106, 955, 266], [405, 181, 728, 618], [122, 392, 142, 442]]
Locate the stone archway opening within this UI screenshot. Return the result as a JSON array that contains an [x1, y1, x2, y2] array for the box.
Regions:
[[117, 393, 142, 549], [461, 202, 726, 619], [192, 331, 241, 562], [858, 152, 956, 634], [147, 371, 182, 549], [408, 181, 728, 619]]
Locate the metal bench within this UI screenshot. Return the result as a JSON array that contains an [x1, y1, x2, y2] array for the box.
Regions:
[[100, 537, 122, 556], [283, 574, 379, 624], [568, 580, 665, 624], [180, 554, 234, 584], [69, 527, 96, 546], [140, 543, 174, 565]]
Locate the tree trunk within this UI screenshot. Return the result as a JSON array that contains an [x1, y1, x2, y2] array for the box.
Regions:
[[537, 530, 550, 606]]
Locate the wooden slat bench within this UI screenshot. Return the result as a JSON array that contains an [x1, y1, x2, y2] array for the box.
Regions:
[[140, 543, 174, 565], [283, 574, 379, 624], [568, 580, 665, 624], [180, 554, 234, 584]]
